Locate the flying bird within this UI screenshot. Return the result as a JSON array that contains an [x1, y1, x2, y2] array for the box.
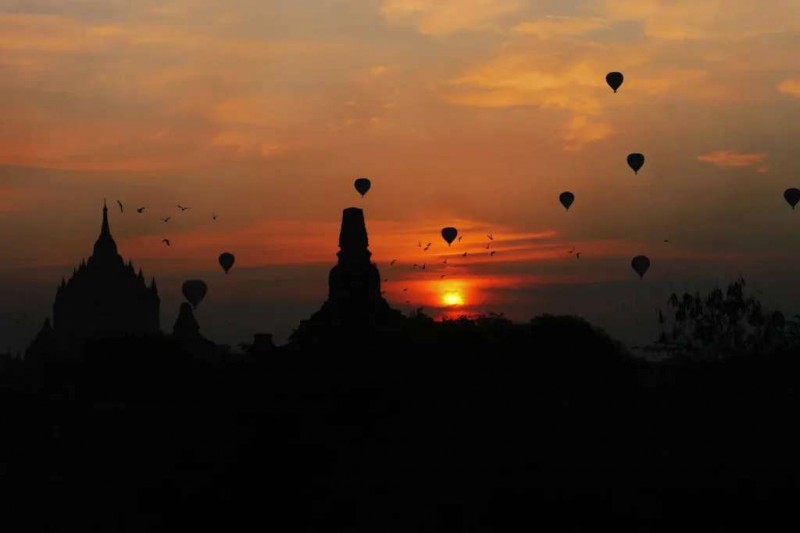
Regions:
[[383, 278, 388, 282], [440, 274, 446, 279], [490, 251, 496, 256], [136, 207, 145, 213], [424, 245, 430, 252], [212, 213, 217, 220], [485, 243, 491, 249], [116, 200, 123, 213], [458, 236, 463, 242], [442, 259, 447, 264], [402, 287, 408, 292], [390, 259, 397, 265], [487, 233, 493, 240], [576, 252, 581, 259], [568, 246, 575, 254], [664, 239, 670, 243], [161, 239, 170, 246], [177, 205, 190, 211], [418, 242, 422, 248], [462, 252, 468, 257], [161, 217, 171, 223]]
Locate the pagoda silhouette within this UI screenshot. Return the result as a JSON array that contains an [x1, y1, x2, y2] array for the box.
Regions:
[[27, 201, 160, 357], [289, 207, 404, 346]]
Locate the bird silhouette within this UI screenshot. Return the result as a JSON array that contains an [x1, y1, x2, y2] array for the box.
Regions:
[[420, 263, 426, 270], [424, 245, 430, 251], [383, 278, 388, 282], [490, 251, 496, 256], [212, 213, 217, 220], [487, 233, 493, 240], [576, 252, 581, 259], [390, 259, 397, 265], [136, 207, 145, 213], [442, 259, 447, 264], [485, 243, 491, 249], [568, 246, 575, 254], [161, 239, 170, 246], [117, 200, 123, 213], [458, 236, 463, 242], [161, 217, 171, 223], [440, 274, 446, 279], [402, 287, 408, 292], [462, 252, 468, 257], [177, 205, 190, 211], [664, 239, 670, 243], [418, 242, 422, 247]]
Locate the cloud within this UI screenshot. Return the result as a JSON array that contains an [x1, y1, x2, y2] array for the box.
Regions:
[[777, 78, 800, 98], [697, 150, 768, 168], [380, 0, 523, 36], [512, 16, 610, 39], [600, 0, 800, 41], [444, 48, 619, 147]]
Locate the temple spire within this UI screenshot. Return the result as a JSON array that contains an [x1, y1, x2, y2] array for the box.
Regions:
[[92, 200, 119, 258], [100, 200, 111, 239]]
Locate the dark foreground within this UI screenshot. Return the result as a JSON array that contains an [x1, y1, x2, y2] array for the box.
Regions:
[[1, 320, 799, 531]]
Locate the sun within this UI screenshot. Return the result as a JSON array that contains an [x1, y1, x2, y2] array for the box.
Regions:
[[441, 291, 464, 307]]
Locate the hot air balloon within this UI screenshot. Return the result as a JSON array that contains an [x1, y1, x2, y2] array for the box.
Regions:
[[354, 178, 371, 197], [606, 72, 624, 93], [627, 153, 645, 174], [631, 255, 650, 279], [218, 252, 235, 274], [784, 188, 800, 210], [182, 280, 207, 309], [559, 191, 575, 211], [441, 227, 458, 246]]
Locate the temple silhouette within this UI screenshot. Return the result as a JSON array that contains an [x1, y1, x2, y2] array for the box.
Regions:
[[27, 202, 160, 357], [289, 207, 404, 345]]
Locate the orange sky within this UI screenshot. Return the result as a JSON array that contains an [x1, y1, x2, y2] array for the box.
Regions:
[[2, 1, 800, 352]]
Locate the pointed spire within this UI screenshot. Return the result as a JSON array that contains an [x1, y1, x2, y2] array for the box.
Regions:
[[150, 277, 158, 294], [92, 200, 119, 258], [138, 268, 144, 282], [100, 200, 111, 239]]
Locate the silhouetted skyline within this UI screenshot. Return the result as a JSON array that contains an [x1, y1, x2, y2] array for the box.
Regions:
[[3, 1, 800, 354]]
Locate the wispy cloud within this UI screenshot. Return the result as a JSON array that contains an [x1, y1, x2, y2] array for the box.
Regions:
[[512, 16, 610, 39], [777, 78, 800, 98], [380, 0, 523, 36], [697, 150, 768, 169]]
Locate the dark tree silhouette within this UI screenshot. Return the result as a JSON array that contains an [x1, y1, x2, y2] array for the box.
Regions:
[[652, 277, 792, 358]]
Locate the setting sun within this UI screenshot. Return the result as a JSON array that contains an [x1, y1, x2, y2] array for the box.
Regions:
[[442, 291, 464, 307]]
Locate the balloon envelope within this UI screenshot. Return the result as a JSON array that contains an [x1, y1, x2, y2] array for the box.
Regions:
[[784, 188, 800, 210], [181, 279, 208, 308], [441, 227, 458, 246], [559, 191, 575, 211], [354, 177, 371, 197], [627, 153, 645, 174], [631, 255, 650, 279], [606, 72, 623, 92], [218, 252, 235, 274]]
